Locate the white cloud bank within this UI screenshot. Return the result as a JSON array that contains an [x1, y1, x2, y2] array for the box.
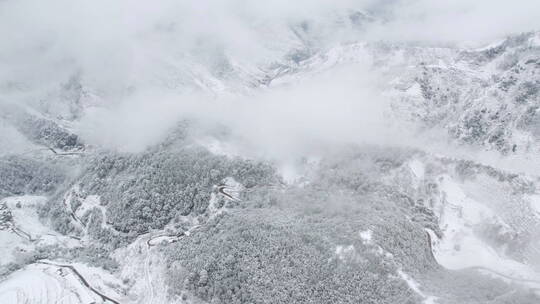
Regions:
[[1, 0, 540, 158], [78, 62, 409, 158], [369, 0, 540, 46]]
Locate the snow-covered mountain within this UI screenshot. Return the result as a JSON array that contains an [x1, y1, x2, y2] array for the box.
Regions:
[[1, 2, 540, 304]]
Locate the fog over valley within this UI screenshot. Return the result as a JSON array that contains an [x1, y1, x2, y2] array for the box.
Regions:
[[1, 1, 540, 303]]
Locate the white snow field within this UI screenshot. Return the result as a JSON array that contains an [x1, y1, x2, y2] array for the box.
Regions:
[[0, 196, 125, 303], [431, 174, 540, 293], [0, 262, 126, 304], [0, 196, 80, 267]]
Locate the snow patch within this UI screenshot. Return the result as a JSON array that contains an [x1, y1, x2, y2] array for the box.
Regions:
[[278, 163, 302, 184], [409, 159, 425, 179], [528, 194, 540, 216], [529, 33, 540, 47], [0, 196, 80, 264], [334, 245, 355, 261], [359, 230, 373, 244], [405, 82, 422, 96], [0, 263, 124, 304], [397, 270, 438, 304], [197, 137, 241, 157], [432, 175, 540, 292]]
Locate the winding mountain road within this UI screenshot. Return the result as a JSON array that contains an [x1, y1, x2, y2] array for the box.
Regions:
[[36, 261, 121, 304]]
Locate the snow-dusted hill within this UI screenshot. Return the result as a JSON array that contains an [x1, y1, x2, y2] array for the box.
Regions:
[[265, 31, 540, 155], [2, 2, 540, 303]]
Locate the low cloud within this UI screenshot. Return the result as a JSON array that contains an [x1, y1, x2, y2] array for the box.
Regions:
[[367, 0, 540, 46], [2, 0, 540, 159], [78, 62, 409, 159]]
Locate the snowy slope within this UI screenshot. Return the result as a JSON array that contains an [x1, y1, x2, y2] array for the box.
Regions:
[[1, 4, 540, 302]]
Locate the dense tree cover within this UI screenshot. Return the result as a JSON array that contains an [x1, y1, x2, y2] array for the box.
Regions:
[[165, 209, 420, 304], [240, 189, 436, 272], [162, 148, 444, 303], [162, 145, 540, 303], [30, 135, 539, 303], [13, 111, 84, 151], [41, 143, 279, 236], [0, 155, 66, 198], [38, 195, 78, 235], [83, 207, 132, 249], [0, 201, 12, 227], [163, 146, 540, 303], [297, 147, 443, 256], [1, 103, 83, 151]]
